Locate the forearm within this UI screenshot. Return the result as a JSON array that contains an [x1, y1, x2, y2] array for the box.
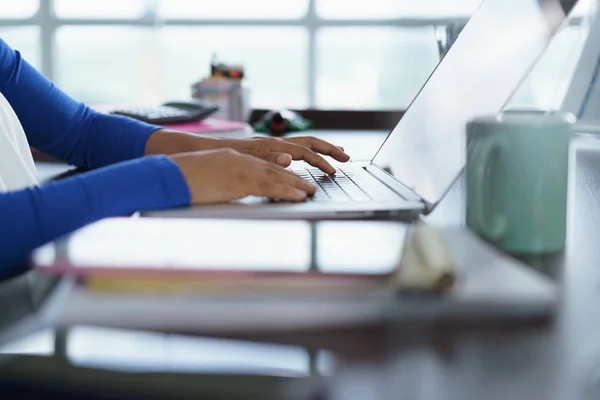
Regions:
[[0, 155, 190, 274], [0, 38, 163, 168], [144, 129, 215, 156]]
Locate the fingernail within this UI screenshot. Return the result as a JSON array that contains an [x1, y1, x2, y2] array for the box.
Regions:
[[277, 154, 292, 165], [294, 188, 307, 199]]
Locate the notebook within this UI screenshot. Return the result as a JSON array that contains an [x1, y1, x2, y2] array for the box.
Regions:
[[93, 104, 252, 138]]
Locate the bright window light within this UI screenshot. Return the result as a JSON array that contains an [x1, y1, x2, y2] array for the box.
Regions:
[[157, 0, 309, 20], [0, 0, 39, 19]]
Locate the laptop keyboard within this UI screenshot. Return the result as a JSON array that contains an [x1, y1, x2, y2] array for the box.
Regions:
[[291, 166, 373, 203]]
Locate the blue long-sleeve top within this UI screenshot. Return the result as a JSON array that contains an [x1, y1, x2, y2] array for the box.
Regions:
[[0, 38, 191, 276]]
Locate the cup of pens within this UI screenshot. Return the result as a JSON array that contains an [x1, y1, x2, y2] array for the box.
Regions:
[[191, 55, 250, 122]]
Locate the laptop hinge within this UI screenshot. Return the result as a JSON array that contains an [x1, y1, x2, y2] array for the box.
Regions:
[[365, 163, 430, 207]]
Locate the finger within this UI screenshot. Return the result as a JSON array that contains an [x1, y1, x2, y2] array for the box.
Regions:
[[250, 180, 308, 202], [268, 164, 316, 195], [270, 141, 337, 175], [243, 154, 316, 195], [285, 137, 351, 162], [235, 148, 293, 168], [268, 152, 293, 167]]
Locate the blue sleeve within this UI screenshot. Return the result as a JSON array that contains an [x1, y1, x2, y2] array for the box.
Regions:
[[0, 37, 159, 168], [0, 155, 191, 275]]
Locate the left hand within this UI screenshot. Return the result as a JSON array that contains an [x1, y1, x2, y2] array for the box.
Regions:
[[205, 136, 350, 175], [146, 129, 350, 174]]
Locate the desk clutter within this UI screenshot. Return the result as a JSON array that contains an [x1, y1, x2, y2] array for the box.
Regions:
[[19, 218, 557, 338], [95, 103, 252, 138], [110, 98, 219, 125], [253, 109, 313, 136], [395, 221, 457, 293], [160, 117, 252, 137], [191, 55, 250, 122]]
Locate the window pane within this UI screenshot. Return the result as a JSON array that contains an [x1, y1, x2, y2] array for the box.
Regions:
[[507, 0, 597, 110], [54, 26, 308, 109], [158, 0, 308, 19], [54, 0, 147, 19], [55, 27, 149, 104], [0, 0, 39, 19], [159, 27, 308, 108], [316, 27, 439, 109], [0, 26, 41, 71], [317, 0, 482, 19]]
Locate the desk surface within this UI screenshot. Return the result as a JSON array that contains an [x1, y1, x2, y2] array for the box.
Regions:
[[4, 130, 600, 399], [321, 132, 600, 400], [2, 130, 390, 399]]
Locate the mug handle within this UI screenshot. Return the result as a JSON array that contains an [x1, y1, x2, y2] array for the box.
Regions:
[[469, 137, 507, 241]]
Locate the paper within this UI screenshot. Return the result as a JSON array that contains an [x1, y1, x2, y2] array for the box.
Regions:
[[395, 220, 457, 292], [162, 117, 251, 136]]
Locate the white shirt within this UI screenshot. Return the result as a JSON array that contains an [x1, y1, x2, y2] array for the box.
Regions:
[[0, 92, 38, 192]]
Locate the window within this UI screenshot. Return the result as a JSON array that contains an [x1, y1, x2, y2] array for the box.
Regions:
[[316, 27, 439, 109], [157, 0, 309, 20], [158, 27, 309, 107], [54, 26, 308, 107], [317, 0, 482, 19], [0, 26, 41, 70], [0, 1, 41, 70], [0, 0, 594, 112], [0, 0, 39, 19], [55, 27, 148, 103], [54, 0, 147, 19]]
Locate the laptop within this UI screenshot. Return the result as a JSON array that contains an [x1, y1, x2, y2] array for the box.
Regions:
[[146, 0, 579, 220]]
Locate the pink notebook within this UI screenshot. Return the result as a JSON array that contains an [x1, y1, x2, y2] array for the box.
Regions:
[[163, 118, 250, 134], [93, 104, 252, 137]]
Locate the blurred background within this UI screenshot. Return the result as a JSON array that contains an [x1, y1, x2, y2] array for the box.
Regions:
[[0, 0, 596, 112]]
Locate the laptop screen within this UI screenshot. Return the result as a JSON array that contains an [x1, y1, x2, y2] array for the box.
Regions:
[[371, 0, 578, 206]]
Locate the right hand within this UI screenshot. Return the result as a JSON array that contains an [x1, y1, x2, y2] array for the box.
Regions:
[[170, 149, 317, 204]]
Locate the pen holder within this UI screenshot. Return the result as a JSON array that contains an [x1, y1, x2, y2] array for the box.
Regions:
[[192, 78, 251, 122]]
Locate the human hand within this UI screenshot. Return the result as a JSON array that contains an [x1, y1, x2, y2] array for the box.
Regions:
[[206, 136, 350, 175], [170, 149, 316, 204], [146, 130, 349, 174]]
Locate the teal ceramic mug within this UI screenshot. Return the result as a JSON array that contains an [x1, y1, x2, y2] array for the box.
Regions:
[[466, 112, 574, 254]]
